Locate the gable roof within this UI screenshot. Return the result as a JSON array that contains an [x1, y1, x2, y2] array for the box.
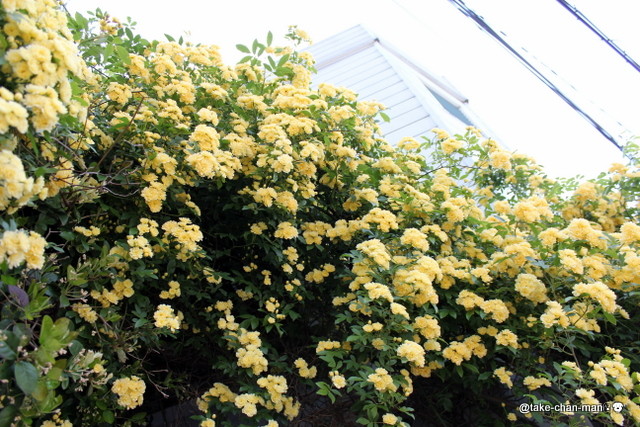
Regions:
[[306, 25, 494, 143]]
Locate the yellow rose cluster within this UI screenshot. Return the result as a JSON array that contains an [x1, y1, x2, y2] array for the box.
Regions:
[[91, 278, 134, 307], [72, 303, 98, 323], [450, 336, 486, 364], [161, 218, 203, 261], [153, 304, 180, 332], [2, 0, 91, 133], [357, 239, 391, 270], [293, 358, 317, 379], [514, 273, 548, 304], [367, 368, 397, 392], [235, 329, 269, 375], [160, 281, 181, 299], [111, 376, 145, 409], [0, 150, 47, 213], [396, 340, 425, 367], [0, 229, 46, 269]]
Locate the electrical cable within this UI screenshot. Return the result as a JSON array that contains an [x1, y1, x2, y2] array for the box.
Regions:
[[516, 37, 632, 136], [448, 0, 623, 151], [556, 0, 640, 74]]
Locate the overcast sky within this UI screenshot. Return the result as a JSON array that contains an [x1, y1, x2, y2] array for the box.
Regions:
[[64, 0, 640, 179]]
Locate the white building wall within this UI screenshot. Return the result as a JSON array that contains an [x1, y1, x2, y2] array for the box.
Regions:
[[306, 25, 490, 145]]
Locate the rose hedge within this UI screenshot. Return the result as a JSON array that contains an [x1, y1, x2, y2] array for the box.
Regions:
[[0, 2, 639, 426]]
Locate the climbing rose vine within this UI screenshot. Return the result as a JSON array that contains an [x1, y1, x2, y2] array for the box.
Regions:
[[0, 2, 639, 426]]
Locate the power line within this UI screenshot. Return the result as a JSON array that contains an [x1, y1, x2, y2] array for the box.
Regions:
[[447, 0, 623, 151], [526, 53, 628, 130], [511, 31, 633, 138], [555, 0, 640, 74]]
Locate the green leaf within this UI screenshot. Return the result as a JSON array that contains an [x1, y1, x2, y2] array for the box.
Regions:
[[0, 341, 16, 360], [463, 363, 479, 374], [379, 111, 390, 123], [33, 166, 59, 178], [0, 405, 17, 427], [236, 44, 250, 53], [34, 387, 62, 412], [102, 410, 115, 423], [455, 365, 463, 378], [288, 310, 300, 321], [46, 364, 64, 383], [14, 361, 38, 395], [51, 318, 72, 341], [12, 324, 30, 347], [1, 275, 17, 286], [69, 340, 83, 356], [268, 56, 277, 70], [319, 354, 335, 366], [73, 12, 88, 29], [267, 31, 273, 46], [96, 399, 107, 411], [277, 53, 290, 67], [103, 43, 113, 61], [60, 231, 75, 241], [59, 295, 70, 308], [478, 371, 492, 381], [130, 412, 147, 422], [32, 380, 49, 401], [134, 318, 148, 328], [116, 45, 131, 64], [602, 311, 617, 325], [276, 66, 292, 76], [40, 315, 54, 345]]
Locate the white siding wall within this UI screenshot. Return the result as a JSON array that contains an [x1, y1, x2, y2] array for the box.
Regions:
[[306, 25, 473, 144]]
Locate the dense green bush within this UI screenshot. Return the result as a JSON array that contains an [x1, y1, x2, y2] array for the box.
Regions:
[[0, 1, 639, 426]]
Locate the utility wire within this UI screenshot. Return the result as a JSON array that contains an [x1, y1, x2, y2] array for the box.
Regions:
[[519, 38, 632, 136], [555, 0, 640, 74], [447, 0, 623, 151]]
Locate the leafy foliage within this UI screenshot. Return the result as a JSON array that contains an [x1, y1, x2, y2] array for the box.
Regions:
[[0, 2, 639, 426]]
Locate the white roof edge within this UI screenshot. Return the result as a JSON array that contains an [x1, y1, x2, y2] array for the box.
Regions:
[[374, 42, 463, 135], [415, 74, 465, 109], [313, 39, 377, 71], [374, 39, 469, 105], [312, 26, 379, 71], [311, 25, 469, 104]]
